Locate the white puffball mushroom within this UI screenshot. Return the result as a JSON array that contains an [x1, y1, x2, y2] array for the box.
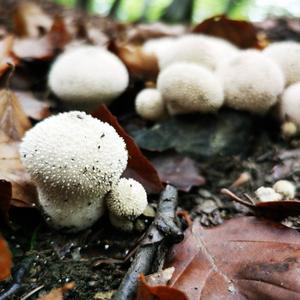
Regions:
[[263, 41, 300, 86], [157, 62, 224, 115], [217, 50, 284, 114], [48, 46, 129, 111], [135, 88, 167, 121], [273, 180, 296, 200], [20, 111, 128, 231], [158, 34, 239, 70], [106, 178, 148, 221], [143, 37, 176, 59], [255, 187, 283, 202], [279, 82, 300, 128], [109, 213, 134, 232], [281, 121, 298, 139]]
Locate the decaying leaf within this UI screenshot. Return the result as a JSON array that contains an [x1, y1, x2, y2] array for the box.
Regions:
[[0, 89, 37, 207], [193, 15, 260, 48], [37, 282, 75, 300], [164, 217, 300, 299], [0, 235, 12, 281], [92, 105, 163, 194], [0, 36, 19, 76], [151, 153, 205, 192]]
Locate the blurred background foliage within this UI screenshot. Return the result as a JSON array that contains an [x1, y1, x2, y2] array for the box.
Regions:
[[54, 0, 300, 23]]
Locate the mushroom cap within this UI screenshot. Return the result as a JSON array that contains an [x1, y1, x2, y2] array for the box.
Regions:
[[143, 37, 176, 59], [281, 121, 298, 139], [48, 46, 129, 110], [157, 62, 224, 115], [273, 180, 296, 199], [109, 213, 134, 232], [263, 41, 300, 86], [217, 50, 284, 114], [279, 82, 300, 128], [135, 88, 167, 121], [20, 111, 128, 230], [158, 34, 239, 70], [255, 187, 283, 202], [106, 178, 147, 220]]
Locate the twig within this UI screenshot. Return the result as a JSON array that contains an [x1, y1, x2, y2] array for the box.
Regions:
[[0, 257, 34, 300], [112, 185, 183, 300], [20, 285, 44, 300], [221, 188, 254, 207]]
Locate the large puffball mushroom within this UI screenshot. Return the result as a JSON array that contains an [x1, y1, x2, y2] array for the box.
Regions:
[[158, 34, 239, 70], [263, 41, 300, 86], [273, 180, 296, 200], [217, 50, 284, 114], [48, 46, 129, 111], [20, 111, 128, 231], [279, 82, 300, 128], [157, 62, 224, 115], [143, 37, 176, 59], [135, 88, 167, 121], [106, 178, 147, 223]]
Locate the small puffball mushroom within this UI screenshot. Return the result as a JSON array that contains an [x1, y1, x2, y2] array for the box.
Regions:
[[217, 50, 284, 114], [135, 88, 167, 121], [158, 34, 238, 70], [106, 178, 147, 222], [48, 46, 129, 111], [255, 187, 283, 202], [20, 111, 128, 231], [157, 62, 224, 115], [263, 41, 300, 86], [279, 82, 300, 129], [281, 121, 298, 139], [273, 180, 296, 200], [109, 213, 134, 232]]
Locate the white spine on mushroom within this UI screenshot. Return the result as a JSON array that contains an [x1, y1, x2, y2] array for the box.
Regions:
[[157, 34, 239, 70], [217, 50, 284, 114], [157, 62, 224, 115], [135, 88, 167, 121], [106, 178, 147, 222], [20, 111, 128, 231], [279, 82, 300, 129], [263, 41, 300, 86], [48, 46, 129, 111], [273, 180, 296, 200]]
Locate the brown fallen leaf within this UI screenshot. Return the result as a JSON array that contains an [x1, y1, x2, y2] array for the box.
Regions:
[[37, 282, 75, 300], [0, 235, 12, 281], [151, 153, 205, 192], [0, 89, 37, 207], [110, 42, 159, 80], [221, 188, 300, 221], [92, 105, 163, 194], [0, 35, 19, 76], [193, 15, 260, 48], [164, 216, 300, 300], [15, 91, 51, 120]]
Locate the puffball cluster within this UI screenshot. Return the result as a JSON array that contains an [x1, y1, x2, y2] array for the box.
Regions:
[[48, 46, 129, 111], [20, 111, 147, 232]]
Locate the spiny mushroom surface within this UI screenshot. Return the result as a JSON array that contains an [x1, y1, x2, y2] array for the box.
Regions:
[[217, 50, 284, 114], [263, 41, 300, 86], [20, 111, 128, 231], [135, 88, 167, 121], [48, 46, 129, 111], [157, 34, 238, 70], [106, 178, 147, 221], [157, 62, 224, 115], [279, 82, 300, 128]]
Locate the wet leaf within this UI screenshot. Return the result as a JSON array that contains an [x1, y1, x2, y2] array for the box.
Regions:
[[0, 180, 12, 224], [130, 110, 254, 161], [92, 105, 163, 194], [0, 235, 12, 281], [110, 42, 159, 80], [0, 89, 37, 207], [193, 15, 259, 48], [165, 217, 300, 299], [151, 153, 205, 192], [37, 282, 75, 300]]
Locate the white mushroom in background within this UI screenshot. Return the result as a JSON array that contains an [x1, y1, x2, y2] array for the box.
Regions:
[[273, 180, 296, 200], [263, 41, 300, 86], [157, 62, 224, 115], [48, 46, 129, 111], [255, 187, 283, 202], [135, 88, 167, 121], [20, 111, 128, 231], [217, 50, 284, 114]]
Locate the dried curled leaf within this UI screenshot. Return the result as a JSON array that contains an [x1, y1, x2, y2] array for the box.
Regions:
[[0, 235, 12, 281]]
